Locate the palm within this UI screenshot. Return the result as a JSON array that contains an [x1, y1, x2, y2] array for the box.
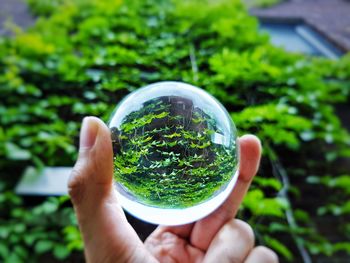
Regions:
[[145, 226, 205, 263], [144, 196, 253, 263]]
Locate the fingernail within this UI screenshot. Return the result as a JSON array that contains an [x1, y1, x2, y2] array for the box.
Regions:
[[80, 117, 98, 149]]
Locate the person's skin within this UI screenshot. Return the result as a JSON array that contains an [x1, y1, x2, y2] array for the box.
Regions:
[[68, 116, 279, 263]]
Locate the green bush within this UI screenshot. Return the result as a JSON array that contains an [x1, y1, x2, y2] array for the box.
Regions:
[[1, 0, 350, 261], [0, 190, 82, 262]]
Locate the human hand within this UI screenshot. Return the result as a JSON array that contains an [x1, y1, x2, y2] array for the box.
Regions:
[[69, 116, 278, 263]]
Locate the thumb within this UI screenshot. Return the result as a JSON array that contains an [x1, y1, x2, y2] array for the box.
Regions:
[[68, 117, 147, 263], [68, 116, 114, 205]]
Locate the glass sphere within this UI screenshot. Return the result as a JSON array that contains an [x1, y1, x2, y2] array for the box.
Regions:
[[108, 81, 239, 225]]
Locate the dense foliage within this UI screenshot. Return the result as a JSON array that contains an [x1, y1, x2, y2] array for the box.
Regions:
[[0, 0, 349, 262]]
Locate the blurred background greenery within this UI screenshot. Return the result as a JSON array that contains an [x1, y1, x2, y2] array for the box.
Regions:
[[0, 0, 349, 262]]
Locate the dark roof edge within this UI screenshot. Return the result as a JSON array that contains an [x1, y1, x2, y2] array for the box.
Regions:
[[250, 13, 304, 24]]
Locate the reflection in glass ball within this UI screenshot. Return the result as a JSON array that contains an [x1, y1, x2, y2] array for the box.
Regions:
[[109, 82, 239, 225]]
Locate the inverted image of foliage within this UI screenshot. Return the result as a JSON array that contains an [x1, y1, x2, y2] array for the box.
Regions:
[[112, 95, 237, 208], [0, 0, 350, 261]]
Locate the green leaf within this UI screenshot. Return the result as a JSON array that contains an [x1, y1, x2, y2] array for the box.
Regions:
[[53, 244, 70, 260], [0, 243, 9, 258], [24, 234, 37, 246], [13, 246, 28, 259], [243, 189, 288, 217], [253, 177, 282, 191], [34, 240, 53, 254], [0, 226, 9, 239], [5, 253, 22, 263], [4, 142, 31, 160], [264, 236, 293, 261]]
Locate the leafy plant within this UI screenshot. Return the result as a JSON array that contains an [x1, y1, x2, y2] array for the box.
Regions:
[[0, 190, 82, 262]]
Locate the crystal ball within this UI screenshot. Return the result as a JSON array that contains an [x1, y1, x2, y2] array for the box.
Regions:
[[108, 81, 239, 225]]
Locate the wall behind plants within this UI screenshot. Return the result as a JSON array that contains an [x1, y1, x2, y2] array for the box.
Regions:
[[0, 0, 350, 262]]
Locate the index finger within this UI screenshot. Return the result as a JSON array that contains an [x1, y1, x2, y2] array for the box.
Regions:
[[189, 135, 262, 251]]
